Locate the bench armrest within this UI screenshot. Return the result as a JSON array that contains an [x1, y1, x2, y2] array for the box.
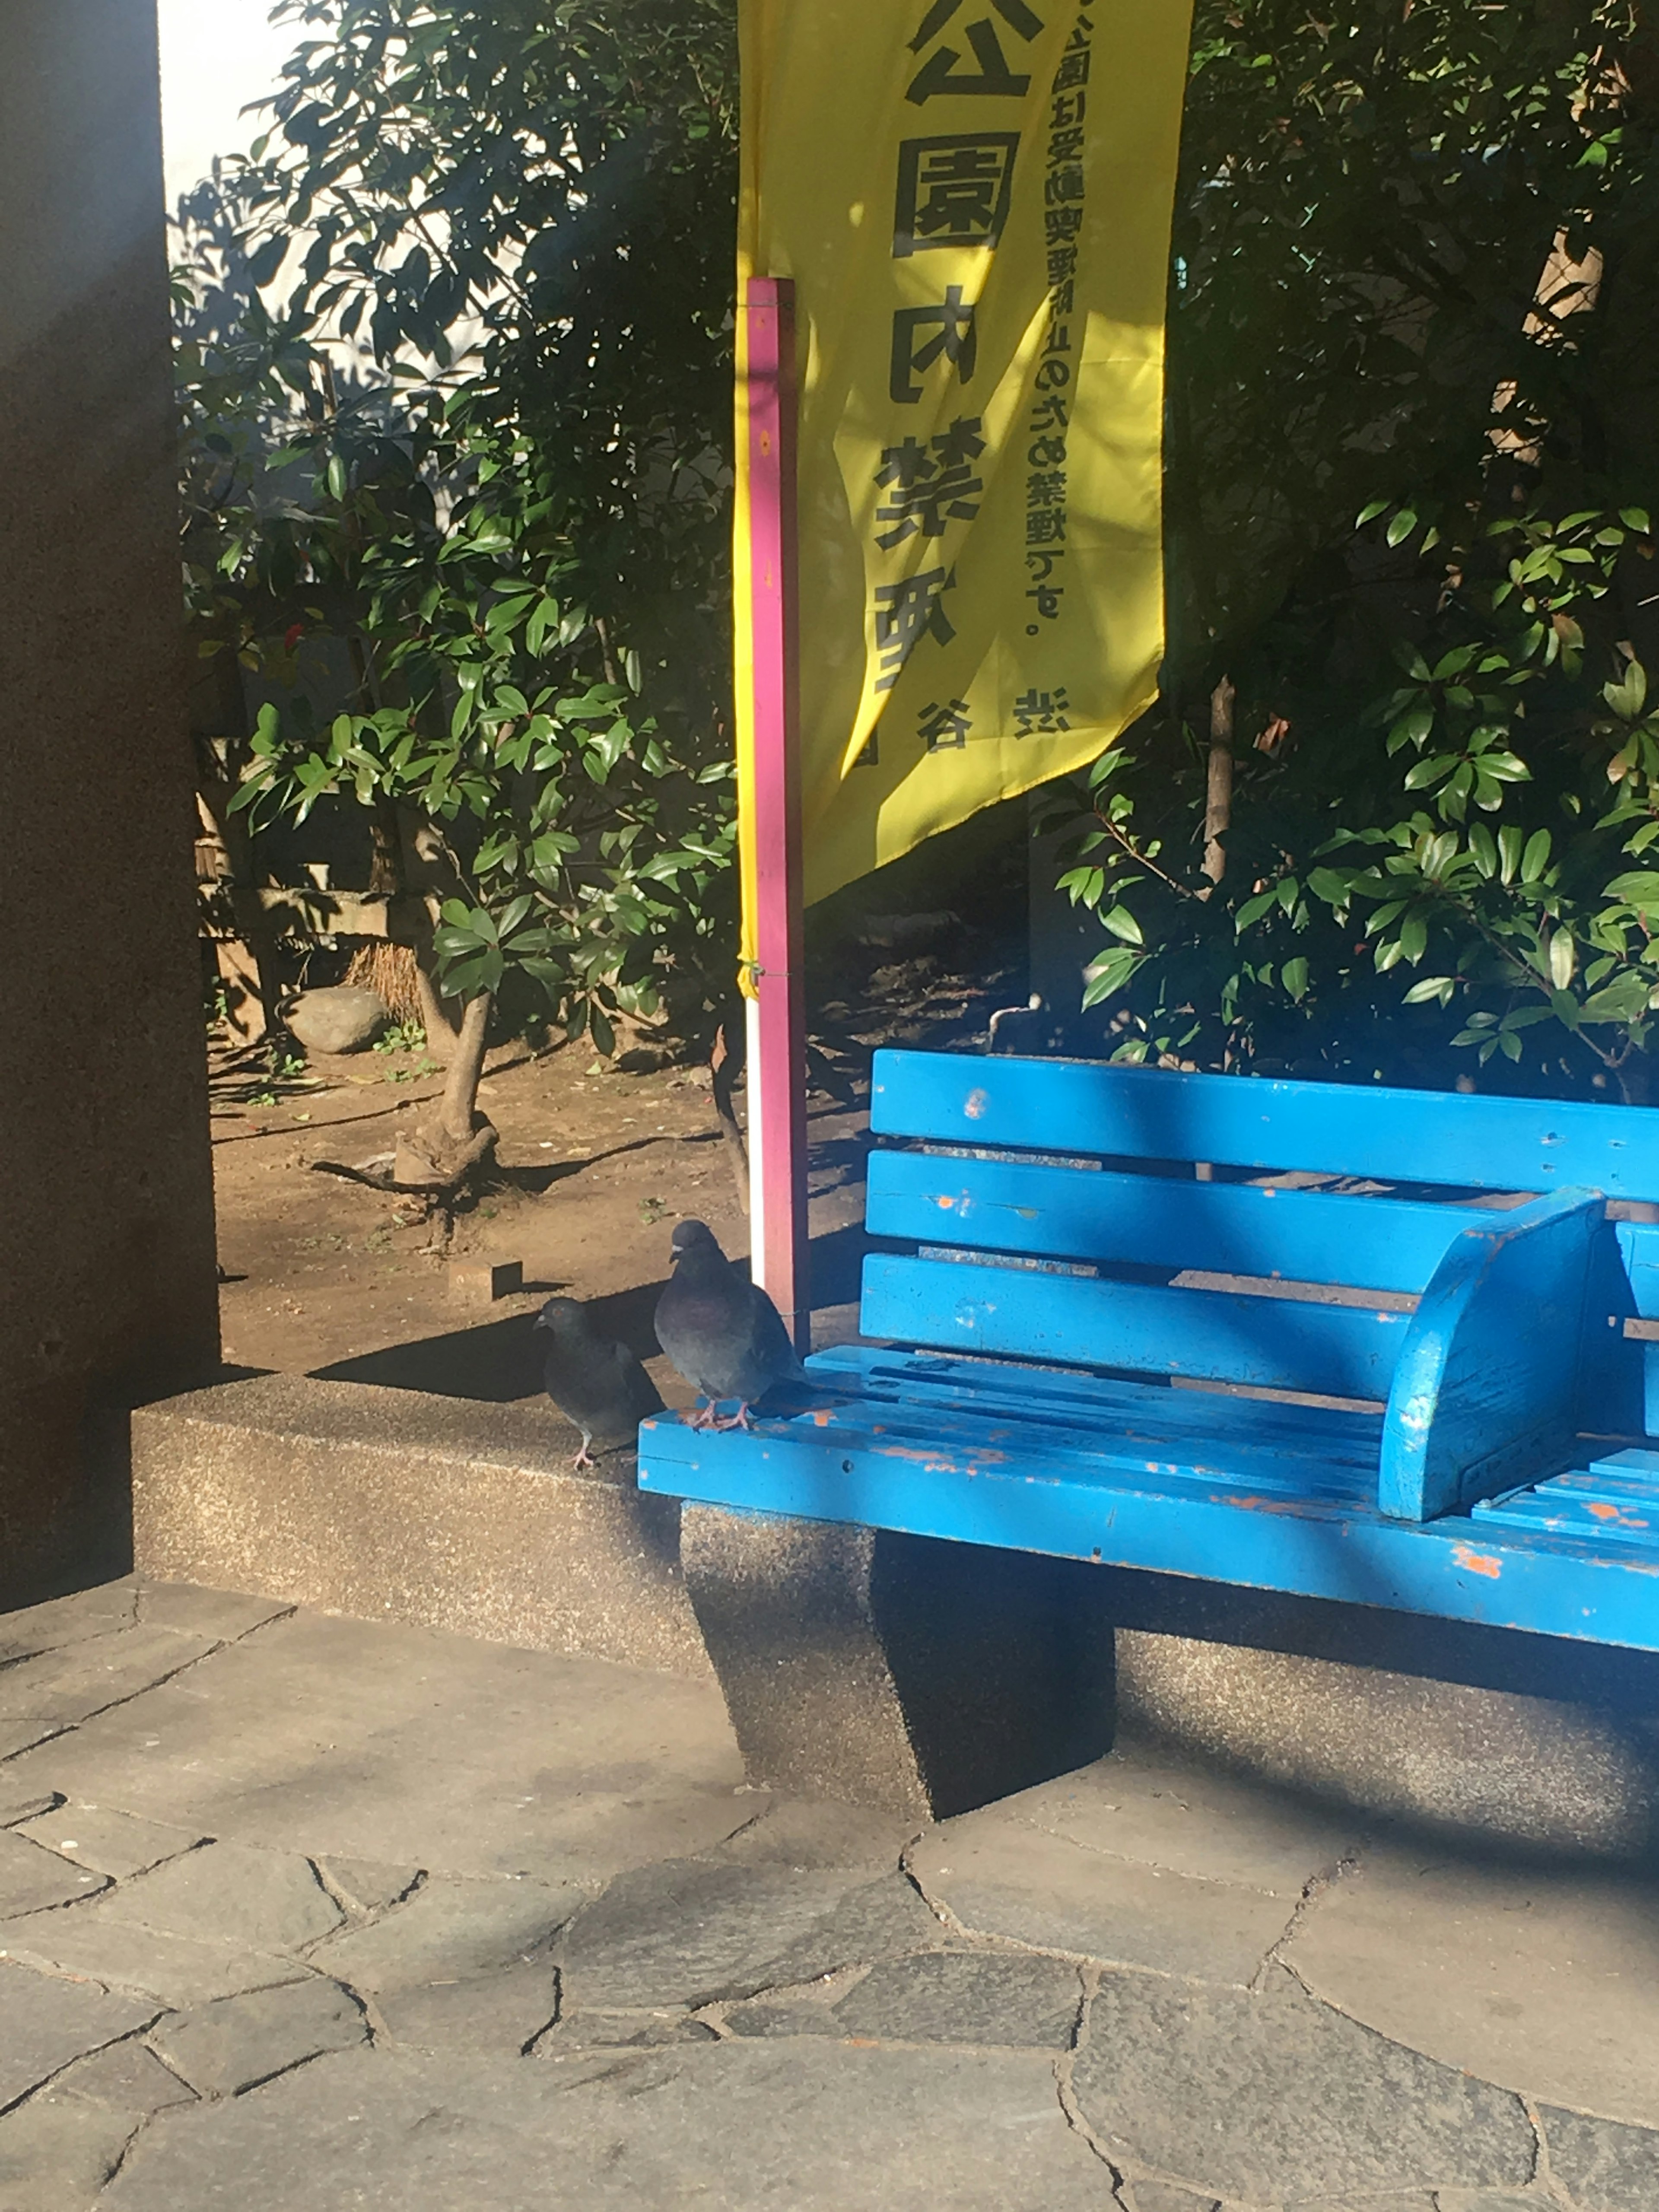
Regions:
[[1379, 1189, 1602, 1522]]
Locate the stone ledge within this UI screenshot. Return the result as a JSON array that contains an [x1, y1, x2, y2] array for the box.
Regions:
[[131, 1376, 711, 1678]]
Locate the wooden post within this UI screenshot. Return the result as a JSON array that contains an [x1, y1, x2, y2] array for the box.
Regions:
[[742, 276, 810, 1352]]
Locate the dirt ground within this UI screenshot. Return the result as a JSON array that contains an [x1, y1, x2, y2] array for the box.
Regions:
[[208, 922, 1024, 1414]]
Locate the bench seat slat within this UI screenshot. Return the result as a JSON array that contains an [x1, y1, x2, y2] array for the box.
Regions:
[[638, 1392, 1659, 1652], [866, 1149, 1490, 1295], [871, 1049, 1659, 1201], [861, 1253, 1408, 1402], [811, 1345, 1386, 1467]]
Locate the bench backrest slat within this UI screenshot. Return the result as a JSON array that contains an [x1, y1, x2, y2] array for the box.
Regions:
[[861, 1255, 1411, 1403], [866, 1149, 1495, 1297], [870, 1051, 1659, 1201]]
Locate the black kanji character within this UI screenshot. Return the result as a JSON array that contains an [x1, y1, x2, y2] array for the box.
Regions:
[[1045, 165, 1084, 204], [1027, 469, 1065, 505], [895, 133, 1020, 256], [1044, 206, 1083, 248], [906, 0, 1046, 104], [890, 286, 978, 404], [1051, 87, 1086, 128], [1046, 244, 1077, 287], [1013, 684, 1071, 735], [918, 697, 972, 749], [873, 568, 957, 692], [1051, 44, 1090, 91], [1025, 507, 1066, 546], [874, 415, 985, 547]]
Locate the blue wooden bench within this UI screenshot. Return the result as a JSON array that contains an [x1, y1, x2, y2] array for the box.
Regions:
[[639, 1050, 1659, 1655]]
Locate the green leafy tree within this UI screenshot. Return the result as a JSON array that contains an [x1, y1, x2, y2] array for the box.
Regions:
[[177, 0, 740, 1185], [1051, 0, 1659, 1098]]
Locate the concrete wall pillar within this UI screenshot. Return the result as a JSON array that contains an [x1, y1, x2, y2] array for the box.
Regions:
[[0, 1, 220, 1602]]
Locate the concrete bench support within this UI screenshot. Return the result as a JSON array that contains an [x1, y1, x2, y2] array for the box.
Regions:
[[680, 1504, 1116, 1821]]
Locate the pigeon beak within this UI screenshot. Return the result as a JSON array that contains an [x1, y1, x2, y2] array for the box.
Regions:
[[532, 1313, 549, 1332]]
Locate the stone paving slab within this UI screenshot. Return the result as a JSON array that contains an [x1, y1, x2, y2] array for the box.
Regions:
[[1286, 1841, 1659, 2129], [1538, 2105, 1659, 2212], [0, 1827, 110, 1915], [308, 1874, 577, 1991], [1004, 1749, 1360, 1897], [0, 1624, 224, 1730], [151, 1977, 368, 2098], [0, 1583, 138, 1667], [910, 1808, 1292, 1984], [15, 1804, 204, 1881], [829, 1950, 1083, 2047], [0, 1910, 302, 2009], [4, 1609, 756, 1882], [0, 2091, 146, 2212], [1072, 1965, 1536, 2204], [101, 2041, 1121, 2211], [0, 1961, 158, 2109], [554, 1857, 939, 2011], [372, 1961, 560, 2055], [99, 1840, 344, 1952]]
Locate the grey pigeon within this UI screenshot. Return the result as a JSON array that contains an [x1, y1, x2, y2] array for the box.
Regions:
[[654, 1219, 808, 1429], [533, 1297, 664, 1469]]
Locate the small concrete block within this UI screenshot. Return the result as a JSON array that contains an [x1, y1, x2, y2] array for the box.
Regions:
[[830, 1951, 1082, 2049], [0, 1829, 109, 1917], [101, 1840, 343, 1952], [0, 1961, 157, 2110], [681, 1507, 1114, 1821], [1071, 1964, 1535, 2204], [307, 1875, 577, 1993], [556, 1859, 938, 2012], [315, 1856, 424, 1917], [449, 1259, 523, 1304], [1537, 2105, 1659, 2212], [16, 1805, 203, 1881], [54, 2039, 195, 2117], [0, 2091, 141, 2212], [374, 1962, 559, 2054], [910, 1810, 1290, 1985], [150, 1977, 367, 2098]]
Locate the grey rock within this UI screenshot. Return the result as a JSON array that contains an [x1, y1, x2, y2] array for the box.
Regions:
[[721, 1998, 840, 2038], [1538, 2104, 1659, 2212], [373, 1962, 559, 2054], [556, 1858, 938, 2011], [0, 1961, 156, 2109], [1287, 2197, 1440, 2211], [102, 2040, 1117, 2210], [0, 2091, 142, 2212], [284, 986, 387, 1055], [0, 1827, 109, 1916], [16, 1804, 203, 1881], [1, 1910, 299, 2008], [1125, 2187, 1220, 2212], [0, 1788, 60, 1829], [0, 1720, 65, 1761], [0, 1624, 219, 1728], [911, 1811, 1289, 1984], [1431, 2197, 1543, 2212], [101, 1839, 343, 1952], [151, 1977, 366, 2098], [830, 1951, 1082, 2048], [315, 1857, 423, 1917], [53, 2039, 194, 2116], [308, 1875, 576, 1993], [1071, 1966, 1534, 2203]]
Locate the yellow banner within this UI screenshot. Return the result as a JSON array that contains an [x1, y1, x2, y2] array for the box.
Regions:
[[735, 0, 1193, 948]]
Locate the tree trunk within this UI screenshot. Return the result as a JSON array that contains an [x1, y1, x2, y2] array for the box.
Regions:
[[1203, 675, 1235, 888], [394, 989, 497, 1192]]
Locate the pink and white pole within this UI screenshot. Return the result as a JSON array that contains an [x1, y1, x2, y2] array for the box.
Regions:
[[742, 276, 810, 1353]]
